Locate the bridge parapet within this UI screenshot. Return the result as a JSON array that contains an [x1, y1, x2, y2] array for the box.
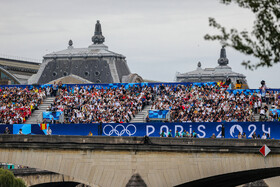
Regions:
[[0, 135, 280, 154], [1, 135, 280, 187]]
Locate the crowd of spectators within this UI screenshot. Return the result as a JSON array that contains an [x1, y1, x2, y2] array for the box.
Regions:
[[151, 84, 280, 122], [0, 87, 45, 124], [48, 84, 155, 123], [1, 81, 279, 125]]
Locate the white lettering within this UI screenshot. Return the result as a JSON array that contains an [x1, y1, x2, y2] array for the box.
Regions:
[[248, 124, 256, 138], [262, 124, 271, 135], [216, 124, 222, 138], [160, 125, 169, 136], [175, 125, 184, 134], [197, 125, 206, 138], [146, 125, 155, 136]]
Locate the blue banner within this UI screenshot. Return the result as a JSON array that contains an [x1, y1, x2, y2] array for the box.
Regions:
[[1, 122, 280, 139], [270, 109, 280, 115], [149, 110, 169, 119], [43, 111, 63, 120], [98, 122, 277, 138], [1, 82, 280, 96]]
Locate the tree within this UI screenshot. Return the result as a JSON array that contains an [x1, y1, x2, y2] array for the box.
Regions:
[[0, 168, 26, 187], [204, 0, 280, 70]]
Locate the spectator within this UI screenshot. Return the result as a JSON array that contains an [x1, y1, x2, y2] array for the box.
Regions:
[[146, 115, 150, 122], [160, 130, 165, 137], [98, 122, 103, 135], [261, 133, 267, 139], [238, 132, 242, 139], [4, 127, 10, 134], [221, 124, 225, 138], [211, 133, 216, 138], [46, 86, 52, 97], [182, 130, 187, 137], [175, 130, 180, 138], [47, 126, 52, 135], [252, 132, 257, 139], [242, 132, 247, 139], [52, 82, 58, 96], [192, 130, 197, 138], [168, 130, 172, 137]]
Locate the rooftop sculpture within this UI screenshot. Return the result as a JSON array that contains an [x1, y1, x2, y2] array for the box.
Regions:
[[92, 20, 105, 44], [218, 46, 229, 66]]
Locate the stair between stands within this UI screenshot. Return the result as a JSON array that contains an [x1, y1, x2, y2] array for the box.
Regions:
[[130, 105, 151, 123], [253, 103, 273, 122], [24, 97, 55, 124]]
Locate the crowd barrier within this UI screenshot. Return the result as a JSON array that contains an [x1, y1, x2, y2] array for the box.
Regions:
[[1, 82, 279, 96], [0, 82, 193, 89], [1, 122, 279, 139]]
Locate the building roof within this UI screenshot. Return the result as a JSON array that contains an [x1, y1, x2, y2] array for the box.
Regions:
[[176, 47, 247, 81], [44, 20, 124, 59], [44, 44, 125, 59], [177, 65, 245, 79]]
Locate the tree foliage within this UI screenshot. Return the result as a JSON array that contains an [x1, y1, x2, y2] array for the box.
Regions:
[[0, 168, 26, 187], [204, 0, 280, 70]]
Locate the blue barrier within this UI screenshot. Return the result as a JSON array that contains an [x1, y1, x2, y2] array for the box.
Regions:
[[1, 122, 279, 139], [1, 82, 280, 96], [43, 111, 63, 120], [149, 110, 169, 119]]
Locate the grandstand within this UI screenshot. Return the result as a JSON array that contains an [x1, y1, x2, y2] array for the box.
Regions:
[[0, 81, 279, 126]]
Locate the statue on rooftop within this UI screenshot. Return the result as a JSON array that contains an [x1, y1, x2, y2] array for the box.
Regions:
[[218, 46, 229, 66], [68, 39, 73, 46], [92, 20, 105, 44], [68, 39, 73, 49], [197, 61, 201, 68]]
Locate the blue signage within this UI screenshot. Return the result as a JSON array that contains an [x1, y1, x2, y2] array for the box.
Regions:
[[149, 110, 169, 119], [43, 111, 63, 120], [1, 122, 279, 139], [98, 122, 275, 138]]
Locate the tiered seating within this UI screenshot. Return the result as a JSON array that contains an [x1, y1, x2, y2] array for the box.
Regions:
[[0, 87, 45, 124], [151, 84, 280, 122], [48, 85, 155, 123]]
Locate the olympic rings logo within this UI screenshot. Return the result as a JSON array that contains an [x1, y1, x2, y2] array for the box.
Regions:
[[103, 124, 137, 136]]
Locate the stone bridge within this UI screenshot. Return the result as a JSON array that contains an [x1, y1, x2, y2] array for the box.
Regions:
[[1, 135, 280, 187]]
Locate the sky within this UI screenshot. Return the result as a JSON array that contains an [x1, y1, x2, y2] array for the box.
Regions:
[[0, 0, 279, 89]]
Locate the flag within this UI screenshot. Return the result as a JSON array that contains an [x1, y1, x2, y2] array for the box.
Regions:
[[40, 123, 47, 130]]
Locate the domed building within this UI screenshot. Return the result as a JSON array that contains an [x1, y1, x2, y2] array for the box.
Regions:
[[29, 20, 143, 84], [176, 47, 249, 88]]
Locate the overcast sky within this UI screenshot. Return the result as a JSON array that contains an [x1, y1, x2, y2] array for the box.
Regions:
[[0, 0, 279, 88]]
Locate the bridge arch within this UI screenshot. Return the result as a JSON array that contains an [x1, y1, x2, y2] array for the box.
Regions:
[[176, 167, 280, 187], [1, 135, 280, 187], [11, 168, 85, 187], [30, 181, 81, 187]]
